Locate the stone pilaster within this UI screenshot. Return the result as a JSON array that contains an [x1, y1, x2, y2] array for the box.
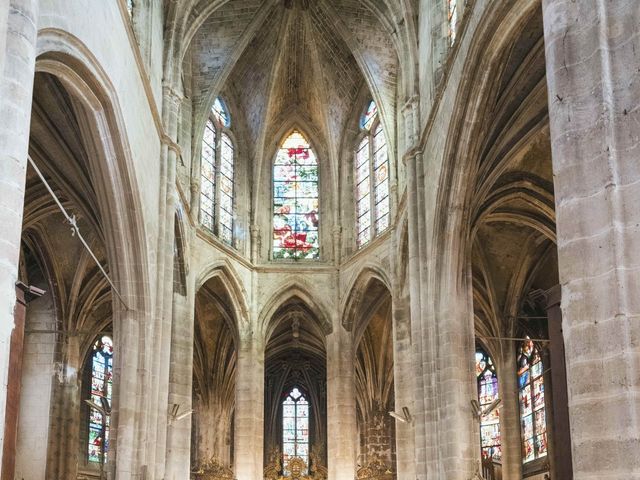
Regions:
[[234, 332, 264, 480], [326, 326, 357, 480], [542, 1, 640, 477], [0, 0, 39, 470], [391, 294, 415, 480], [164, 287, 195, 479]]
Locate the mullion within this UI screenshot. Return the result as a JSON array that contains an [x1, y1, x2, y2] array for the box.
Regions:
[[369, 128, 377, 236]]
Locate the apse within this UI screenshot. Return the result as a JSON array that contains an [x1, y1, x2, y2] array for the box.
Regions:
[[263, 297, 327, 475]]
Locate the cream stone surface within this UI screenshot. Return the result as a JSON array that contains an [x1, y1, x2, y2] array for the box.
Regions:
[[0, 1, 638, 479]]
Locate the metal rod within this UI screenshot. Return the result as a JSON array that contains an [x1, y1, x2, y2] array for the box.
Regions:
[[25, 329, 112, 336], [27, 155, 131, 310], [478, 335, 550, 343]]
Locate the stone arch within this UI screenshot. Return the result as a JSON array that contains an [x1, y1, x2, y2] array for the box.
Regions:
[[258, 281, 333, 342], [342, 266, 393, 345], [195, 261, 250, 339], [33, 28, 153, 475]]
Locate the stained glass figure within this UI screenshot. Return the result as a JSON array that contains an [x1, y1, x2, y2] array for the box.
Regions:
[[199, 97, 234, 246], [475, 349, 501, 461], [448, 0, 458, 44], [87, 336, 113, 465], [355, 101, 390, 248], [517, 337, 547, 463], [282, 387, 310, 475], [273, 131, 319, 260]]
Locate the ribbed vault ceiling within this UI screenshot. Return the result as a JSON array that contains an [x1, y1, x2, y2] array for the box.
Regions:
[[187, 0, 398, 161]]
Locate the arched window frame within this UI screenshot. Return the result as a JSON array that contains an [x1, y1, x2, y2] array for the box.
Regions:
[[282, 386, 310, 474], [84, 335, 113, 469], [199, 97, 235, 246], [354, 101, 390, 248], [475, 348, 501, 461], [272, 130, 320, 261], [517, 337, 548, 463]]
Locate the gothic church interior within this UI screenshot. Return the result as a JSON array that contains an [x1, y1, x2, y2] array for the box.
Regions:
[[0, 1, 638, 479]]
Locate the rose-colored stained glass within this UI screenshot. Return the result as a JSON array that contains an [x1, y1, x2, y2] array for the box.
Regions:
[[273, 131, 319, 260]]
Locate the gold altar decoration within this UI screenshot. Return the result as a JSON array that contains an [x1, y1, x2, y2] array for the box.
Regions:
[[355, 459, 394, 480], [264, 448, 283, 480], [192, 457, 235, 480], [263, 449, 327, 480]]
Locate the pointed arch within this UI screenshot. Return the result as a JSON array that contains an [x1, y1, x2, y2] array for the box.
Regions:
[[342, 266, 393, 344], [34, 29, 153, 475], [195, 261, 250, 340], [258, 281, 333, 341]]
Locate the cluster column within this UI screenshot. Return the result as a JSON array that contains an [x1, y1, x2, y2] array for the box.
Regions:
[[234, 331, 264, 480], [326, 325, 357, 480], [542, 1, 640, 477], [0, 0, 39, 471]]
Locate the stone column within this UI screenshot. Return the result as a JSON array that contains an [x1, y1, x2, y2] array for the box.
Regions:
[[234, 332, 264, 480], [391, 294, 416, 480], [0, 0, 39, 470], [542, 1, 640, 477], [164, 287, 195, 479], [544, 285, 572, 479], [496, 345, 522, 480], [326, 325, 357, 480]]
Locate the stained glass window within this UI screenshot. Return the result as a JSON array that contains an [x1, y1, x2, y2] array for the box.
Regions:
[[213, 97, 230, 127], [199, 97, 234, 246], [87, 336, 113, 465], [517, 337, 547, 463], [355, 101, 390, 248], [476, 349, 501, 461], [126, 0, 133, 16], [448, 0, 458, 44], [282, 387, 309, 474], [273, 131, 319, 260], [360, 100, 377, 130]]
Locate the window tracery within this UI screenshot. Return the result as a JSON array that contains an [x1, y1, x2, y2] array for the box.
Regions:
[[282, 387, 310, 475], [273, 131, 319, 260], [355, 101, 390, 248], [475, 349, 501, 461], [199, 97, 235, 246], [87, 335, 113, 465], [517, 337, 547, 463]]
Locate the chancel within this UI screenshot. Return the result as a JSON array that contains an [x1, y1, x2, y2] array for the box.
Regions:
[[0, 1, 639, 480]]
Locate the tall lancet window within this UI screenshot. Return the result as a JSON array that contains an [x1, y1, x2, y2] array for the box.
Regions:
[[355, 100, 390, 248], [476, 349, 501, 460], [87, 336, 113, 465], [518, 337, 548, 462], [273, 131, 319, 260], [282, 387, 310, 473], [199, 97, 235, 245]]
